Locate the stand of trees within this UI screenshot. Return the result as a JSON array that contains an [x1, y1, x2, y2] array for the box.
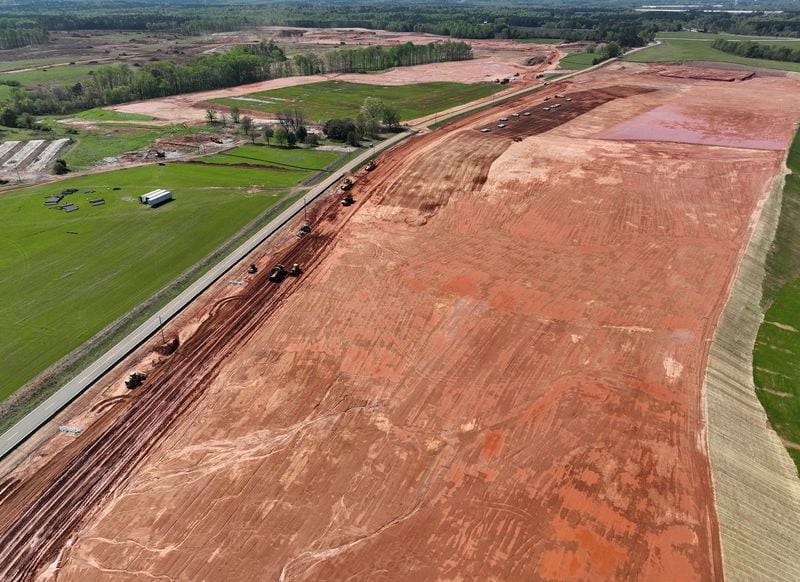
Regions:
[[711, 37, 800, 62], [0, 27, 48, 49], [293, 41, 472, 75]]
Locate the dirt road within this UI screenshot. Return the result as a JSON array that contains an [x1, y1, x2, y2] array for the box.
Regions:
[[2, 62, 800, 580]]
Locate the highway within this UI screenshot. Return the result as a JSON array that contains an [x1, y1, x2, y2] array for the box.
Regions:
[[0, 130, 410, 460]]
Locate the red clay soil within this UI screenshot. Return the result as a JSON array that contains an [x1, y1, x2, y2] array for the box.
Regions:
[[1, 63, 800, 580]]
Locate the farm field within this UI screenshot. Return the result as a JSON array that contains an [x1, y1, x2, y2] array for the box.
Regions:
[[0, 146, 342, 399], [209, 80, 506, 122], [626, 37, 800, 72], [754, 128, 800, 471], [3, 61, 800, 581]]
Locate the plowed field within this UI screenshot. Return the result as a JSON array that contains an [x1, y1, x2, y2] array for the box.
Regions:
[[2, 63, 800, 580]]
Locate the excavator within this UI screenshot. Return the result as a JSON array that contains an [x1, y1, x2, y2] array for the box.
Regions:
[[364, 159, 377, 172], [125, 371, 147, 389], [247, 263, 258, 274], [269, 264, 287, 283], [340, 177, 353, 191]]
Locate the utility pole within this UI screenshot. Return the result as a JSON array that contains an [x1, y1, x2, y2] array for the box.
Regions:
[[158, 315, 166, 343], [303, 197, 307, 221]]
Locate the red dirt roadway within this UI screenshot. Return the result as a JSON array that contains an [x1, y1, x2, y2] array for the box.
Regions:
[[1, 63, 800, 580]]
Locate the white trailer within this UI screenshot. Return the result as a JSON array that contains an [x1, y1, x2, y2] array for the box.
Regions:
[[145, 190, 173, 207], [139, 189, 173, 205]]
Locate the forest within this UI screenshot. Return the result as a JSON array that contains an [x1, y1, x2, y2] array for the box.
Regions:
[[711, 37, 800, 62], [3, 40, 473, 117]]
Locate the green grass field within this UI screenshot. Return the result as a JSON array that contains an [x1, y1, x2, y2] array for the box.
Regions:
[[754, 128, 800, 472], [517, 38, 563, 44], [656, 31, 800, 44], [210, 80, 505, 123], [0, 64, 102, 88], [198, 144, 339, 171], [558, 52, 596, 70], [0, 146, 340, 399], [625, 36, 800, 73], [61, 124, 211, 170], [72, 108, 154, 122]]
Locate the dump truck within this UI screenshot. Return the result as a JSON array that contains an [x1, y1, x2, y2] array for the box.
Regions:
[[364, 160, 377, 172], [247, 263, 258, 274], [125, 371, 147, 389], [269, 264, 287, 283], [289, 263, 302, 277], [340, 178, 353, 191]]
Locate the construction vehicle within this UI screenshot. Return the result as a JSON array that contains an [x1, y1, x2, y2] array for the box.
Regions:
[[342, 193, 355, 206], [289, 263, 302, 277], [340, 177, 353, 191], [364, 160, 377, 172], [297, 223, 312, 238], [125, 371, 147, 389], [268, 264, 287, 283], [247, 263, 258, 274]]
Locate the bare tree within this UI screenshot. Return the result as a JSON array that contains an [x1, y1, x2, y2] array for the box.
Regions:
[[241, 116, 255, 143], [276, 108, 305, 133], [229, 104, 240, 124], [205, 109, 217, 124]]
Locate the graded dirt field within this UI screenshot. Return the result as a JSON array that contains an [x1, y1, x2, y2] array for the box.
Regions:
[[2, 62, 800, 580]]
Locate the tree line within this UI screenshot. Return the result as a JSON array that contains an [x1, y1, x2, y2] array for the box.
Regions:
[[0, 27, 48, 49], [5, 3, 800, 52], [711, 37, 800, 62], [292, 41, 472, 75], [3, 40, 474, 118]]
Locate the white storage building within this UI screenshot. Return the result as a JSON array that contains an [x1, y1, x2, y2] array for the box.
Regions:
[[139, 189, 173, 207]]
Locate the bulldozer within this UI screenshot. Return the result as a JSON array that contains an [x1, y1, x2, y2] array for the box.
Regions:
[[247, 263, 258, 274], [268, 264, 287, 283], [340, 177, 353, 191], [341, 193, 355, 206], [297, 224, 311, 238], [288, 263, 302, 277], [125, 371, 147, 389], [364, 160, 377, 172]]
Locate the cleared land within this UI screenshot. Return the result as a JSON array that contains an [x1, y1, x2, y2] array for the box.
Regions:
[[109, 56, 548, 124], [0, 146, 340, 399], [210, 80, 506, 122], [1, 62, 800, 580], [626, 36, 800, 73]]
